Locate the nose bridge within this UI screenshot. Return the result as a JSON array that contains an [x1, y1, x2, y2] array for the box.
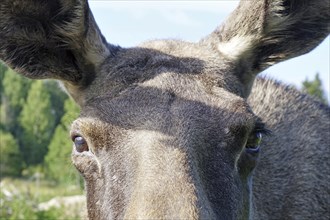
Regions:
[[123, 130, 202, 219]]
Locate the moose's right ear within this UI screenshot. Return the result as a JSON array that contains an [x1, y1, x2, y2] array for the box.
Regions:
[[0, 0, 114, 86]]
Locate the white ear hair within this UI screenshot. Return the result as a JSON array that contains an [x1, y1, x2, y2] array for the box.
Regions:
[[218, 36, 255, 61]]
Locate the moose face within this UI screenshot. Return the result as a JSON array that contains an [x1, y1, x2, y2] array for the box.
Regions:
[[0, 0, 328, 219], [69, 45, 266, 219]]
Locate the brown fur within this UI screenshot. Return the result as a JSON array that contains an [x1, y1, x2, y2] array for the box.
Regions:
[[0, 0, 329, 219]]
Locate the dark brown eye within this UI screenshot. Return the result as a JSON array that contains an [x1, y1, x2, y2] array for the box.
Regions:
[[246, 132, 262, 153], [245, 121, 271, 154], [73, 136, 89, 153]]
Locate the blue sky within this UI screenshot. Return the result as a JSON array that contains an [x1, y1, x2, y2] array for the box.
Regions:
[[89, 1, 330, 102]]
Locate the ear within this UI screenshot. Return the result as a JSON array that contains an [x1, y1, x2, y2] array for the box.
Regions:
[[203, 0, 330, 97], [0, 0, 115, 87]]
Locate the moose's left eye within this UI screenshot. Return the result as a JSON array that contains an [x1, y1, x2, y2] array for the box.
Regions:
[[72, 136, 89, 153], [245, 121, 270, 154], [245, 132, 263, 153]]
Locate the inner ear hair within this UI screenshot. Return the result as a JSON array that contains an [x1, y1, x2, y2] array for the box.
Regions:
[[219, 0, 329, 71], [0, 0, 112, 86]]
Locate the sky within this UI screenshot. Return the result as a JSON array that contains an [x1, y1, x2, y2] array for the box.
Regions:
[[89, 1, 330, 102]]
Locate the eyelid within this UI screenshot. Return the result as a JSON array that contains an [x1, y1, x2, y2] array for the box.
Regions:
[[254, 120, 271, 136], [70, 130, 82, 141]]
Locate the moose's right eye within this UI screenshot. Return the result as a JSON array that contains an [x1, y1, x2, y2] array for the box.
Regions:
[[72, 136, 89, 153]]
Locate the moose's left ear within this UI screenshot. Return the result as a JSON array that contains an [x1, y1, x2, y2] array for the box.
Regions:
[[203, 0, 330, 97], [0, 0, 115, 87]]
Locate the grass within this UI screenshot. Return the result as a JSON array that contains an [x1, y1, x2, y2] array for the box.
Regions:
[[0, 177, 86, 220]]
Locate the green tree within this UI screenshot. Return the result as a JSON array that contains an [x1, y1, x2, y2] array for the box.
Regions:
[[0, 67, 32, 132], [45, 98, 80, 184], [0, 62, 7, 129], [302, 73, 328, 104], [19, 81, 56, 165], [0, 62, 8, 102], [44, 80, 68, 126], [0, 130, 23, 177]]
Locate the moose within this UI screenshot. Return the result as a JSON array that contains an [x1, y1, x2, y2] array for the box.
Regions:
[[0, 0, 329, 219]]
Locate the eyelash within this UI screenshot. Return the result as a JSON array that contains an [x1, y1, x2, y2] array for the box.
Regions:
[[254, 121, 271, 136]]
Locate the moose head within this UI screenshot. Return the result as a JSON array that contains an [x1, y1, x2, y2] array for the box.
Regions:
[[0, 0, 329, 219]]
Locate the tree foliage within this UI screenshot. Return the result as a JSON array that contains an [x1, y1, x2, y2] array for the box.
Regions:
[[0, 64, 82, 180], [19, 81, 57, 165], [302, 73, 328, 105], [44, 80, 68, 126], [0, 130, 23, 177], [0, 62, 8, 102], [1, 67, 32, 132], [45, 99, 81, 184]]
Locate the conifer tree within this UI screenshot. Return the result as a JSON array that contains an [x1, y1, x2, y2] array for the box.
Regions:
[[0, 130, 23, 177], [44, 80, 68, 126], [302, 73, 328, 105], [0, 68, 32, 133], [19, 81, 55, 165], [0, 62, 7, 103], [45, 98, 80, 184]]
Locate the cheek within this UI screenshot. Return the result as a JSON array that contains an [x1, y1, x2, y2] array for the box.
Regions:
[[236, 153, 257, 219], [237, 150, 259, 179], [84, 175, 110, 220], [71, 148, 101, 180]]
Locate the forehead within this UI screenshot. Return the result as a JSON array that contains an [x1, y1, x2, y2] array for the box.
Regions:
[[83, 40, 245, 102], [81, 72, 255, 133], [78, 40, 255, 132]]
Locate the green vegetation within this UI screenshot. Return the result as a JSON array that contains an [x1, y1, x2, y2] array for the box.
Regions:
[[0, 62, 81, 180], [0, 131, 22, 177], [302, 73, 328, 105], [45, 99, 81, 184], [0, 67, 31, 132], [19, 80, 56, 165], [0, 62, 83, 219], [0, 177, 84, 220]]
